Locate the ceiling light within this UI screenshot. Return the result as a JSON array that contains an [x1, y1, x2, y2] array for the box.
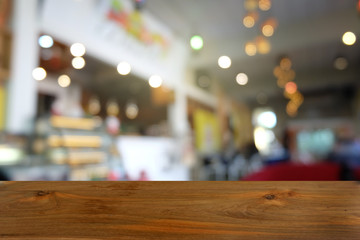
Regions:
[[218, 56, 231, 69], [58, 75, 71, 88], [342, 32, 356, 46], [190, 35, 204, 50], [149, 75, 163, 88], [38, 35, 54, 48], [117, 61, 131, 75], [236, 73, 248, 85], [32, 67, 47, 81], [70, 43, 86, 57], [72, 57, 86, 69]]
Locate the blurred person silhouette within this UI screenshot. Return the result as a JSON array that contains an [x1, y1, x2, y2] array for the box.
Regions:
[[329, 130, 360, 180]]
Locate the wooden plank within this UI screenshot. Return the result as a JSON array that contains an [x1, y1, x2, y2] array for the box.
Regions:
[[0, 181, 359, 239]]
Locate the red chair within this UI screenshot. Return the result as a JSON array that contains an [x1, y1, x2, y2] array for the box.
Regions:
[[243, 162, 341, 181], [354, 168, 360, 181]]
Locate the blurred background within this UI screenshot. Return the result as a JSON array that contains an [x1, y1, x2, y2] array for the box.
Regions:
[[0, 0, 360, 180]]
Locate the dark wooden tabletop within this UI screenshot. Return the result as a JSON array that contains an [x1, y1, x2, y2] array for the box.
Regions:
[[0, 181, 359, 239]]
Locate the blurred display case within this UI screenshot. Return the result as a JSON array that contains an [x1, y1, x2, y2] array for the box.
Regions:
[[38, 115, 124, 180], [0, 115, 125, 181]]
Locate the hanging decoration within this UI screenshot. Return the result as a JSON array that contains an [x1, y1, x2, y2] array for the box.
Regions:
[[273, 57, 303, 117], [243, 0, 276, 56]]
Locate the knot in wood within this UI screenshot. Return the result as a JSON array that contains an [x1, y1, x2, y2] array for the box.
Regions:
[[264, 194, 275, 200], [37, 191, 50, 196]]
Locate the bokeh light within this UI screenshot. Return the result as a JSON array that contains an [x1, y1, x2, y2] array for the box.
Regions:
[[70, 43, 86, 57], [117, 61, 132, 75], [285, 82, 297, 94], [244, 0, 258, 11], [286, 101, 298, 117], [342, 32, 356, 46], [257, 111, 277, 129], [262, 24, 274, 37], [218, 56, 232, 69], [190, 35, 204, 50], [280, 57, 292, 70], [88, 97, 101, 115], [32, 67, 47, 81], [58, 75, 71, 88], [245, 42, 257, 56], [243, 15, 255, 28], [107, 101, 119, 116], [236, 73, 248, 85], [256, 37, 271, 54], [125, 102, 139, 119], [254, 126, 276, 154], [259, 0, 271, 11], [149, 75, 163, 88], [333, 57, 348, 70], [72, 57, 86, 69], [38, 35, 54, 48]]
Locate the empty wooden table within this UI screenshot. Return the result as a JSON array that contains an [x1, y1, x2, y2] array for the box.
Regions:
[[0, 181, 359, 239]]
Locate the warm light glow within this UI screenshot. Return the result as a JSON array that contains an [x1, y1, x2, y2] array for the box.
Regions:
[[259, 0, 271, 11], [244, 0, 258, 11], [262, 24, 274, 37], [125, 102, 139, 119], [72, 57, 86, 69], [342, 32, 356, 46], [117, 61, 131, 75], [334, 57, 348, 70], [245, 42, 257, 56], [88, 97, 101, 115], [32, 67, 47, 81], [58, 75, 71, 88], [286, 101, 298, 117], [38, 35, 54, 48], [254, 127, 275, 155], [256, 37, 271, 54], [149, 75, 163, 88], [285, 82, 297, 94], [236, 73, 248, 85], [107, 101, 119, 116], [218, 56, 232, 69], [243, 16, 255, 28], [190, 35, 204, 50], [70, 43, 86, 57], [280, 58, 292, 70]]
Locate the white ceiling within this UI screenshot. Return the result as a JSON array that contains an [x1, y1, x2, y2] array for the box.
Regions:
[[146, 0, 360, 102]]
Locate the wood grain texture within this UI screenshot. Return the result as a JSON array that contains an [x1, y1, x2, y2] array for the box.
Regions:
[[0, 181, 359, 240]]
